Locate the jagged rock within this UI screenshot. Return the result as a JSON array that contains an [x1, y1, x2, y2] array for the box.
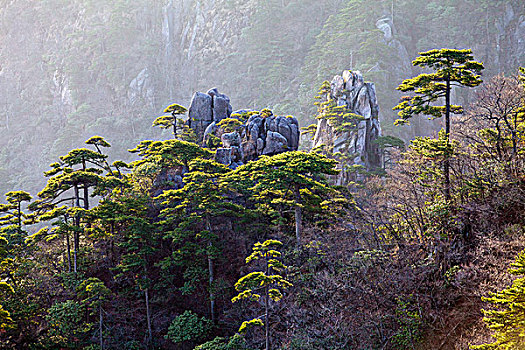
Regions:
[[331, 75, 345, 99], [256, 138, 265, 154], [188, 88, 233, 141], [375, 17, 411, 79], [263, 131, 289, 155], [188, 91, 213, 139], [221, 131, 241, 147], [313, 70, 382, 182], [376, 18, 393, 41], [215, 148, 232, 166], [187, 87, 299, 163]]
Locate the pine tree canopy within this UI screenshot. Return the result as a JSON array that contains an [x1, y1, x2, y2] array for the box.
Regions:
[[394, 48, 484, 125]]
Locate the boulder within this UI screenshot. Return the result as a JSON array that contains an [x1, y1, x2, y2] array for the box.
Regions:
[[188, 92, 213, 139], [263, 131, 288, 155], [221, 131, 241, 147], [186, 87, 300, 163], [213, 95, 231, 122], [215, 148, 232, 166]]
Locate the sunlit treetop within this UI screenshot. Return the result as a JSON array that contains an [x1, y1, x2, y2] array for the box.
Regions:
[[85, 136, 111, 148], [163, 103, 187, 115], [130, 139, 213, 169], [394, 48, 484, 125]]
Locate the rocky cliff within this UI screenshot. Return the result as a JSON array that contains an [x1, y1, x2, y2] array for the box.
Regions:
[[313, 70, 382, 183]]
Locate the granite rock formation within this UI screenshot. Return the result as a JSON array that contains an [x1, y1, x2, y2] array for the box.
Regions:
[[313, 70, 382, 183], [188, 88, 232, 140], [186, 89, 299, 168]]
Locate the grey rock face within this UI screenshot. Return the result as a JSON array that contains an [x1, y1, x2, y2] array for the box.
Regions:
[[221, 131, 241, 148], [213, 96, 231, 122], [186, 87, 299, 165], [128, 68, 155, 108], [313, 70, 382, 183], [187, 88, 233, 141], [203, 121, 218, 143], [188, 91, 213, 139], [215, 147, 233, 166], [263, 131, 289, 155], [215, 146, 243, 169]]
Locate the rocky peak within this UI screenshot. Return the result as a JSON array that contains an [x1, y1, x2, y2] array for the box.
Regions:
[[313, 70, 382, 183]]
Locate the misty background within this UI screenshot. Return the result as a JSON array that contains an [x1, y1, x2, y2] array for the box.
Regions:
[[1, 0, 524, 196]]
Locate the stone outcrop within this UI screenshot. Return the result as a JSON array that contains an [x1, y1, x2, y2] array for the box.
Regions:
[[313, 70, 382, 183], [128, 68, 156, 108], [242, 112, 299, 162], [188, 88, 232, 140], [375, 17, 411, 78], [186, 89, 300, 169]]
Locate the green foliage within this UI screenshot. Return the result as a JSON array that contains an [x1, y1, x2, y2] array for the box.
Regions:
[[195, 334, 249, 350], [394, 48, 484, 125], [216, 118, 243, 133], [391, 297, 423, 349], [301, 123, 318, 140], [45, 299, 90, 347], [227, 151, 349, 241], [153, 103, 190, 140], [165, 310, 213, 344], [373, 135, 405, 150], [0, 267, 15, 330], [238, 319, 264, 334], [76, 277, 110, 311], [232, 239, 292, 342], [471, 250, 525, 349]]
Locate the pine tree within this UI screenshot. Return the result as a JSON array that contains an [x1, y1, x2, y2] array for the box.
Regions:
[[394, 48, 484, 201], [114, 194, 158, 347], [76, 277, 111, 350], [228, 151, 346, 246], [157, 158, 239, 323], [33, 137, 122, 272], [0, 236, 15, 331], [232, 239, 292, 350], [471, 249, 525, 349], [0, 191, 33, 248], [152, 103, 188, 139]]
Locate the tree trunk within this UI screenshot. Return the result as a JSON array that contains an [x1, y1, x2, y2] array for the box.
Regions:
[[444, 78, 451, 202], [73, 184, 80, 273], [265, 253, 270, 350], [145, 288, 152, 347], [294, 184, 302, 246], [17, 201, 22, 233], [208, 250, 216, 323], [66, 233, 72, 273], [265, 288, 270, 350], [205, 214, 216, 323], [99, 305, 103, 350]]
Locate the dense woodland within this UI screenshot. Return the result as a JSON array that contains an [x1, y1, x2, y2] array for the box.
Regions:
[[1, 1, 525, 350]]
